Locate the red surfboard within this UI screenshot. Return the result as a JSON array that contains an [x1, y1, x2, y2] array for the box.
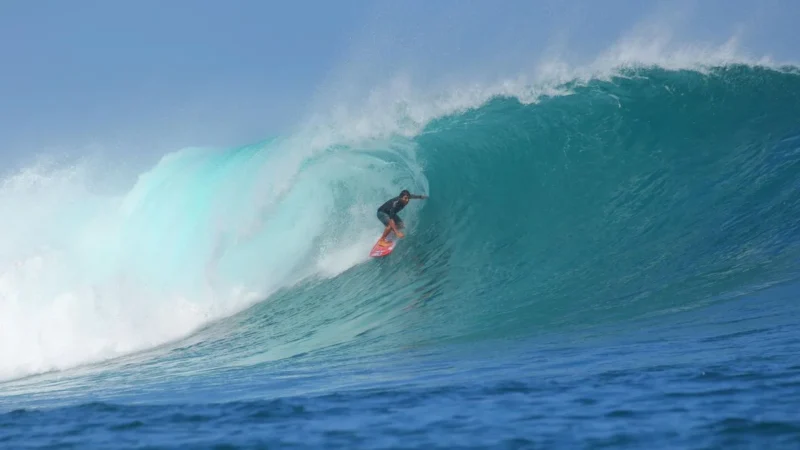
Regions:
[[369, 234, 398, 257]]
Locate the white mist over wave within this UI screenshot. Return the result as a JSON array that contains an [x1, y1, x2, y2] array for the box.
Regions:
[[299, 29, 783, 152]]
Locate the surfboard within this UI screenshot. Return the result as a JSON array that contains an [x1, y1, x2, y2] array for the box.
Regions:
[[369, 234, 398, 257]]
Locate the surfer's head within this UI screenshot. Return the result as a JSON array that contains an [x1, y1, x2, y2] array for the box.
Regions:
[[399, 190, 411, 203]]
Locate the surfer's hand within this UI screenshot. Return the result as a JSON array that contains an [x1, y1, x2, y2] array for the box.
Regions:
[[396, 231, 405, 238]]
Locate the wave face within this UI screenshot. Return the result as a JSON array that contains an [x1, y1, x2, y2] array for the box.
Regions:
[[1, 64, 800, 382], [410, 65, 800, 340]]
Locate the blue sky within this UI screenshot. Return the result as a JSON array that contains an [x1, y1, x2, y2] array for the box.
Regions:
[[1, 0, 797, 170]]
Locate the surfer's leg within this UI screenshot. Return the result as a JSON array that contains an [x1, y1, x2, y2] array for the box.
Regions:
[[379, 225, 392, 244], [377, 211, 393, 244], [390, 215, 404, 238]]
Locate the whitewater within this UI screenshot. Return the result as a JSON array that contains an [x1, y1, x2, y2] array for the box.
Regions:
[[2, 38, 800, 448]]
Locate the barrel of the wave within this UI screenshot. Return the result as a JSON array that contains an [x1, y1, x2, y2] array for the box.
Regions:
[[369, 190, 428, 257]]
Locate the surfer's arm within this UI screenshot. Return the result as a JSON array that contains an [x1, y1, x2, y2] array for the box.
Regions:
[[410, 194, 428, 199]]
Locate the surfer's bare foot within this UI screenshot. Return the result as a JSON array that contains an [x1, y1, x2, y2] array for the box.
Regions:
[[378, 239, 390, 247]]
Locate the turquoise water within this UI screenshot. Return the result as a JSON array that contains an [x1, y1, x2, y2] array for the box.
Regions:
[[1, 64, 800, 448]]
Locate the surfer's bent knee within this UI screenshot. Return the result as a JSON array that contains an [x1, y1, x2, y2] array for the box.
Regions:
[[377, 211, 391, 227]]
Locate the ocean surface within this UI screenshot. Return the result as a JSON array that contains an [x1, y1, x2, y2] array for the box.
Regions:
[[2, 63, 800, 449]]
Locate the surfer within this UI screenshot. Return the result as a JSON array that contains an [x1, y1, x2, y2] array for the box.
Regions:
[[377, 189, 427, 246]]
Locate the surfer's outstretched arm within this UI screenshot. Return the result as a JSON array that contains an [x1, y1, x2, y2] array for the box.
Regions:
[[410, 194, 428, 200]]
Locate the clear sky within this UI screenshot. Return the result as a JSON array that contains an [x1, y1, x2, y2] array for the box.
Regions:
[[1, 0, 797, 170]]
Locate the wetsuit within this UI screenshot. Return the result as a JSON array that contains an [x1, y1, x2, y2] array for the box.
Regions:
[[377, 196, 406, 229]]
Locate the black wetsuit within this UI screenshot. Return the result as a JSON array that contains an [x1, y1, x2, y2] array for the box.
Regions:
[[377, 196, 406, 228]]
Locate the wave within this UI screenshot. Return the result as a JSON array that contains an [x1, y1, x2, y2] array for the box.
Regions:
[[0, 136, 426, 380], [1, 59, 799, 382]]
